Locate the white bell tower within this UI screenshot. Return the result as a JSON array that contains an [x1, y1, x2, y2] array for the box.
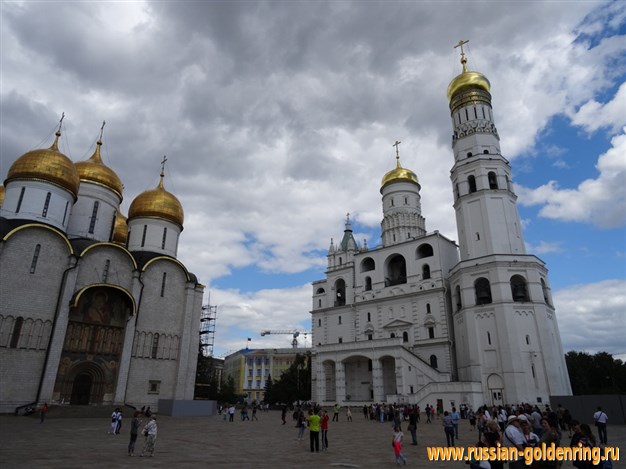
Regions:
[[448, 41, 572, 406]]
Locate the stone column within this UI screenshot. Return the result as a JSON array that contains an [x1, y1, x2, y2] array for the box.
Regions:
[[335, 360, 346, 404], [371, 358, 384, 402]]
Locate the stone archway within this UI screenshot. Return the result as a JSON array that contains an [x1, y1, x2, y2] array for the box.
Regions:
[[54, 286, 133, 405], [487, 373, 504, 406]]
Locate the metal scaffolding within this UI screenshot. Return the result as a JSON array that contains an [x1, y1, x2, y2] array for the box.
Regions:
[[199, 303, 217, 357]]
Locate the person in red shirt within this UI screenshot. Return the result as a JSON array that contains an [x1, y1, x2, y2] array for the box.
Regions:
[[321, 409, 330, 451]]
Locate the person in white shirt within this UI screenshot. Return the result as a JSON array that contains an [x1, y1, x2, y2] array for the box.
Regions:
[[593, 406, 608, 444], [503, 415, 526, 469]]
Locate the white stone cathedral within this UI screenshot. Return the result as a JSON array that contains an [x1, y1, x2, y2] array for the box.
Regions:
[[310, 49, 572, 409], [0, 123, 204, 413]]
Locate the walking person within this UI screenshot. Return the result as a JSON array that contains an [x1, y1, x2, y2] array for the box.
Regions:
[[451, 407, 460, 440], [321, 409, 329, 451], [593, 406, 608, 444], [296, 410, 306, 441], [39, 402, 49, 423], [346, 407, 352, 422], [392, 425, 407, 465], [443, 410, 455, 446], [115, 409, 123, 434], [307, 409, 321, 453], [128, 411, 142, 456], [407, 408, 418, 445], [228, 404, 235, 422], [109, 408, 119, 434], [281, 405, 287, 425], [251, 403, 258, 421], [332, 403, 340, 422], [140, 416, 158, 457]]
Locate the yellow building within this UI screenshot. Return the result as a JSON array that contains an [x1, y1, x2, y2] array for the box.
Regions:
[[223, 347, 310, 403]]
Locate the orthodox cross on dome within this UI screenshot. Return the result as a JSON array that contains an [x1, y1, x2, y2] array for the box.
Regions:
[[392, 140, 402, 167], [98, 121, 106, 143], [454, 39, 469, 72], [346, 212, 350, 223], [160, 155, 168, 178], [55, 112, 65, 137]]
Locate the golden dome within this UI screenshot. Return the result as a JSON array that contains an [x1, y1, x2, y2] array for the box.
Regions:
[[75, 139, 123, 198], [111, 211, 128, 244], [128, 175, 184, 227], [447, 44, 490, 102], [5, 131, 80, 198], [0, 185, 5, 208], [381, 159, 419, 189]]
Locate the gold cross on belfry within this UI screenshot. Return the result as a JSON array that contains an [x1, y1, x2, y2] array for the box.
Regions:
[[393, 140, 401, 160]]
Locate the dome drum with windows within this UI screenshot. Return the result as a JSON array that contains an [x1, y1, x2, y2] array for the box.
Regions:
[[5, 130, 80, 198], [128, 173, 184, 228]]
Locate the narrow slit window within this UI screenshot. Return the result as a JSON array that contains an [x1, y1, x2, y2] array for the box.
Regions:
[[151, 333, 159, 359], [62, 201, 69, 225], [16, 187, 26, 213], [103, 260, 110, 282], [88, 201, 99, 234], [474, 107, 477, 118], [30, 244, 41, 274], [141, 225, 147, 247], [160, 272, 167, 297], [10, 317, 24, 348], [42, 192, 51, 217], [161, 227, 168, 249]]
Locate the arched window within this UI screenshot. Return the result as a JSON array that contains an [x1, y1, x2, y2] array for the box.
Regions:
[[360, 257, 375, 272], [428, 326, 435, 339], [364, 276, 372, 291], [402, 331, 409, 343], [506, 175, 511, 192], [455, 285, 462, 311], [488, 172, 498, 189], [385, 254, 407, 287], [467, 152, 473, 158], [468, 175, 477, 193], [390, 333, 395, 339], [474, 277, 492, 305], [426, 303, 431, 314], [422, 264, 431, 280], [525, 335, 530, 345], [367, 312, 371, 322], [430, 355, 438, 369], [541, 278, 551, 306], [335, 279, 346, 306], [487, 332, 492, 345], [318, 299, 321, 308], [510, 275, 530, 302], [417, 244, 434, 259], [483, 149, 489, 154], [316, 288, 325, 294]]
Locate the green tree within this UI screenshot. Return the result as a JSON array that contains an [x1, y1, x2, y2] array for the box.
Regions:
[[218, 375, 238, 404], [268, 352, 311, 404], [565, 351, 626, 395], [263, 374, 274, 403]]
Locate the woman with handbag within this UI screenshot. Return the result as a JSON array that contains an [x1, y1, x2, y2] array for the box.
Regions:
[[140, 416, 158, 457]]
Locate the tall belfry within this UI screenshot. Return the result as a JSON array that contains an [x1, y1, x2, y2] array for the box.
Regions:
[[447, 41, 572, 404]]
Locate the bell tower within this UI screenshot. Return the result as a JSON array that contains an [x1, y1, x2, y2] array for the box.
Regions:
[[447, 41, 572, 405]]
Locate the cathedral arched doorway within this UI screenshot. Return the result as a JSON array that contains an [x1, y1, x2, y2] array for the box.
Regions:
[[71, 373, 92, 405], [53, 285, 134, 405], [487, 373, 504, 406]]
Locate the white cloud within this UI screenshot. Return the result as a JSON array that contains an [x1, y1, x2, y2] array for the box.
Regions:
[[555, 279, 626, 355], [571, 82, 626, 133], [525, 241, 563, 255], [516, 129, 626, 228]]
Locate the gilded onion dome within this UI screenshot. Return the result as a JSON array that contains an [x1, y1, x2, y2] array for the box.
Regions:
[[381, 158, 419, 190], [111, 211, 128, 244], [5, 129, 80, 198], [128, 174, 184, 227], [447, 41, 490, 102], [75, 138, 123, 199]]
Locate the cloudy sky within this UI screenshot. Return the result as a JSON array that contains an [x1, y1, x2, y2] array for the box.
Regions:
[[1, 1, 624, 358]]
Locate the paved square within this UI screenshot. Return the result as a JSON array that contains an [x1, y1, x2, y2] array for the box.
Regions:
[[0, 411, 623, 468]]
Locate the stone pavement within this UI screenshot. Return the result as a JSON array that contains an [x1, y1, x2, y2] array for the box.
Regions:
[[0, 411, 623, 468]]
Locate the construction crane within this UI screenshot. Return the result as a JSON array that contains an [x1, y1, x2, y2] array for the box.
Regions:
[[260, 330, 310, 348]]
